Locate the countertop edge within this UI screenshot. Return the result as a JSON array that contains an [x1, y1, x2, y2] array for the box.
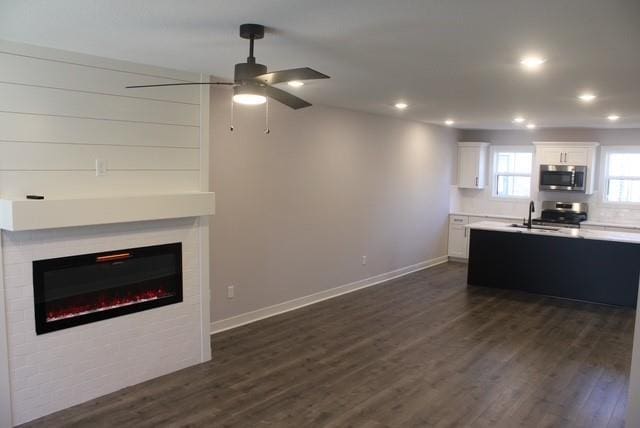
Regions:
[[466, 221, 640, 245]]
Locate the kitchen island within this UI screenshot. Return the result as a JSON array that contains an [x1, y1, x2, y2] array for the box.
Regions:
[[467, 221, 640, 307]]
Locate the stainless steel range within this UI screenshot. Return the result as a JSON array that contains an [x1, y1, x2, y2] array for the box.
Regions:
[[532, 201, 588, 229]]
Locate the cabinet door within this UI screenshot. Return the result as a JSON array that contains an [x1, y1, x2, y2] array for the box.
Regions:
[[448, 224, 469, 258], [458, 147, 481, 188], [538, 147, 565, 164], [563, 148, 588, 165], [538, 147, 589, 165]]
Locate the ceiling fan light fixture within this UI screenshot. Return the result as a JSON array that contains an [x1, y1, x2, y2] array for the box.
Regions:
[[233, 84, 267, 105], [288, 80, 304, 87]]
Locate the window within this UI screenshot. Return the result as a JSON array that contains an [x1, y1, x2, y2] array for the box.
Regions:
[[603, 149, 640, 204], [491, 148, 533, 198]]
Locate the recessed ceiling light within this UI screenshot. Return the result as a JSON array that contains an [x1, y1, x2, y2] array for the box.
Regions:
[[512, 116, 526, 124], [526, 123, 537, 129], [394, 102, 408, 110], [445, 119, 455, 126], [578, 92, 597, 103], [288, 81, 304, 87], [520, 56, 546, 71], [607, 114, 620, 122]]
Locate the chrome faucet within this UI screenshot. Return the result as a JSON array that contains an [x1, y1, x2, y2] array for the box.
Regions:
[[527, 201, 535, 229]]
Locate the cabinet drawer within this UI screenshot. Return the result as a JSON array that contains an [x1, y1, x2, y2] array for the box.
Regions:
[[450, 215, 469, 225]]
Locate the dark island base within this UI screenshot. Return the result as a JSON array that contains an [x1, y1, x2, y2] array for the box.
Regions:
[[468, 229, 640, 308]]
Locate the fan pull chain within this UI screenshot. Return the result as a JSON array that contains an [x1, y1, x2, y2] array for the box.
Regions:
[[264, 98, 270, 134], [229, 95, 235, 132]]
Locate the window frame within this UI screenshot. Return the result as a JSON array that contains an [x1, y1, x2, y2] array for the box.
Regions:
[[489, 145, 534, 200], [600, 146, 640, 207]]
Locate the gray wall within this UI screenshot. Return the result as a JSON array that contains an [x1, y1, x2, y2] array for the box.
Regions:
[[460, 128, 640, 146], [210, 86, 457, 322]]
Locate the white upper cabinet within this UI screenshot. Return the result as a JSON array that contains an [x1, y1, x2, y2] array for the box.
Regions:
[[537, 146, 590, 165], [457, 142, 489, 189]]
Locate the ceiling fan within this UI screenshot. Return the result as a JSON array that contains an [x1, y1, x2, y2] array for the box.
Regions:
[[127, 23, 330, 109]]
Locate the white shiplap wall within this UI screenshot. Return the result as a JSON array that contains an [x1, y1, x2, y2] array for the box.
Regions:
[[0, 39, 203, 199]]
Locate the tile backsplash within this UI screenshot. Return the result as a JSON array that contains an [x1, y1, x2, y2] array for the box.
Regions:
[[451, 185, 640, 226]]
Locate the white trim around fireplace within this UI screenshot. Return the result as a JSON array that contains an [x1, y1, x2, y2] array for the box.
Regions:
[[197, 80, 212, 362], [0, 235, 13, 428]]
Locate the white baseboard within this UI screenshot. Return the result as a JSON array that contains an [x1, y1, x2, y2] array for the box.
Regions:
[[210, 255, 449, 335]]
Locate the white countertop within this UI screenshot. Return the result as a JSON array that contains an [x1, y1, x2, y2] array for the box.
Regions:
[[450, 212, 522, 221], [450, 212, 640, 230], [467, 221, 640, 245], [581, 220, 640, 230]]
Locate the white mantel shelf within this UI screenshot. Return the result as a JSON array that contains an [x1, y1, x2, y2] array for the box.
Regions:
[[0, 192, 215, 232]]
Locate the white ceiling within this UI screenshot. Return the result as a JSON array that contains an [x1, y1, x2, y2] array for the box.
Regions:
[[1, 0, 639, 129]]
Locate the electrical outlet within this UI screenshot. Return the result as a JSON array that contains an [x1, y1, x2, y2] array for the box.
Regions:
[[362, 256, 367, 265], [95, 159, 107, 176], [227, 285, 235, 299]]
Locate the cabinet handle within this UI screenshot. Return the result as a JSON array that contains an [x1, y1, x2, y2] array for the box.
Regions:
[[464, 227, 467, 238], [475, 177, 479, 186], [560, 152, 563, 163], [564, 153, 568, 163]]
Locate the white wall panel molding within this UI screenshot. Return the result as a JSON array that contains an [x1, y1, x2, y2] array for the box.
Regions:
[[0, 39, 205, 199], [0, 141, 198, 171], [0, 39, 199, 82], [0, 83, 199, 126], [0, 170, 200, 199], [0, 51, 199, 104], [0, 111, 199, 148]]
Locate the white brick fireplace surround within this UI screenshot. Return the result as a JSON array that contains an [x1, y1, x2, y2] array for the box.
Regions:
[[1, 218, 209, 425]]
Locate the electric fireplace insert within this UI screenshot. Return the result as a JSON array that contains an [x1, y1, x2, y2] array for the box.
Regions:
[[33, 242, 183, 334]]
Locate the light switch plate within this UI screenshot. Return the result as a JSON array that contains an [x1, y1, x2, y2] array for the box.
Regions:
[[95, 159, 107, 176]]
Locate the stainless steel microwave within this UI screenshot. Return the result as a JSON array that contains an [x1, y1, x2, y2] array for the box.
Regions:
[[539, 165, 587, 192]]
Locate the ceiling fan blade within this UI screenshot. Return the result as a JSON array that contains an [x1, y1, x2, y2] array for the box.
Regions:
[[265, 86, 312, 109], [126, 82, 234, 89], [256, 67, 329, 85]]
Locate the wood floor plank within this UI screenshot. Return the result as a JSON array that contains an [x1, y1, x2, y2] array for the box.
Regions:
[[20, 262, 635, 428]]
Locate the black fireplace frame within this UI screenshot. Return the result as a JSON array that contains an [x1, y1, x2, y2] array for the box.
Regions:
[[33, 242, 183, 335]]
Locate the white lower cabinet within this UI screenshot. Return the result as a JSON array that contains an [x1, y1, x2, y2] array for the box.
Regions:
[[448, 214, 514, 260], [448, 215, 469, 259]]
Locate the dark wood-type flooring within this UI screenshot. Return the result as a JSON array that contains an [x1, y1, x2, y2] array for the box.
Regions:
[[22, 262, 635, 427]]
